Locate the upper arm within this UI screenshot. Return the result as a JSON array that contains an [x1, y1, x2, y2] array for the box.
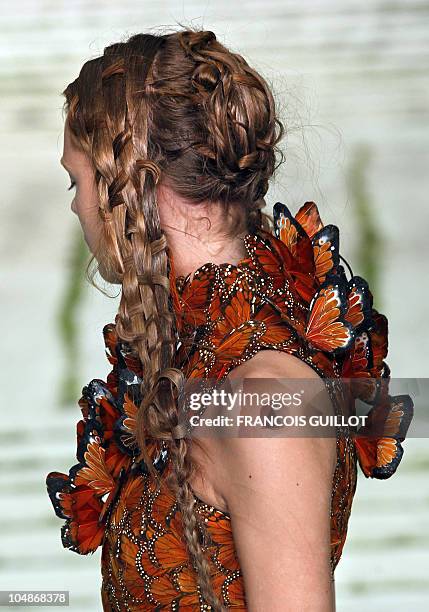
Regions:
[[216, 351, 337, 611]]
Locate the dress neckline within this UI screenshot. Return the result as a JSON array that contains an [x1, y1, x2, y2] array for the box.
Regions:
[[172, 230, 261, 294]]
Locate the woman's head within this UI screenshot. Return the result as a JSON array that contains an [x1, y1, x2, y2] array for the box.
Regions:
[[62, 29, 284, 275], [61, 27, 284, 609]]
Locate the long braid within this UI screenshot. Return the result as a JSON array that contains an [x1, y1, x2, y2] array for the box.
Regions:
[[99, 37, 227, 610], [63, 28, 285, 610], [125, 38, 227, 610]]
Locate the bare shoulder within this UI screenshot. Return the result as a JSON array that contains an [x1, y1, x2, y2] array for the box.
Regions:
[[214, 349, 337, 609], [218, 349, 337, 493], [201, 349, 337, 500]]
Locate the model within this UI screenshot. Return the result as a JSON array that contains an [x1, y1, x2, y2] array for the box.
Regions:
[[46, 28, 413, 611]]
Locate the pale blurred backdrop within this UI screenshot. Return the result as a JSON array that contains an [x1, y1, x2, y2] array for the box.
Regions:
[[1, 1, 429, 610]]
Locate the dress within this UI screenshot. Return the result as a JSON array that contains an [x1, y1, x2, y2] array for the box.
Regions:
[[46, 201, 413, 611]]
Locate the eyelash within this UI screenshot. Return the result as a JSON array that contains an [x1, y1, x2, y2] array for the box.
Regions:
[[68, 180, 76, 191]]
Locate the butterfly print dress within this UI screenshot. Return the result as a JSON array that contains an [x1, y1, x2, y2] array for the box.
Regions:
[[46, 201, 413, 610]]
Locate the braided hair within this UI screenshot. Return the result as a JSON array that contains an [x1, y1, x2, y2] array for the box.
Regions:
[[64, 27, 285, 610]]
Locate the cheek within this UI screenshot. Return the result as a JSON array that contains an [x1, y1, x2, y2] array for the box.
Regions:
[[74, 183, 103, 254], [75, 180, 98, 215]]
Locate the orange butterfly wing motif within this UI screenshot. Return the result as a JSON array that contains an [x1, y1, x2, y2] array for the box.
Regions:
[[151, 482, 177, 527], [47, 416, 128, 553], [349, 331, 372, 375], [254, 301, 294, 348], [272, 202, 319, 302], [246, 233, 294, 291], [295, 201, 324, 238], [75, 428, 131, 528], [311, 351, 337, 378], [213, 321, 262, 365], [342, 309, 390, 403], [341, 330, 379, 403], [149, 573, 182, 606], [187, 349, 215, 379], [177, 564, 226, 607], [226, 576, 247, 610], [368, 310, 389, 377], [312, 225, 340, 284], [294, 201, 339, 284], [210, 279, 264, 365], [204, 512, 240, 572], [345, 276, 372, 331], [103, 322, 119, 368], [120, 536, 160, 600], [154, 514, 190, 570], [354, 394, 414, 479], [116, 392, 138, 442], [275, 206, 301, 258], [305, 279, 354, 352], [273, 201, 314, 275], [46, 472, 105, 554], [120, 473, 145, 513], [178, 264, 217, 329], [222, 278, 253, 326], [74, 437, 116, 494]]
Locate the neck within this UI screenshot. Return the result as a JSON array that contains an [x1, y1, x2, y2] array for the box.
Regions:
[[157, 182, 250, 281]]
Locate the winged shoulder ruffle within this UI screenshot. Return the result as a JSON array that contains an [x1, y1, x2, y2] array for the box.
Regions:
[[45, 323, 167, 555], [271, 201, 413, 479]]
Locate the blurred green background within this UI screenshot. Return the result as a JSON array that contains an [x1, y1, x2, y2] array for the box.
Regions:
[[1, 1, 428, 610]]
